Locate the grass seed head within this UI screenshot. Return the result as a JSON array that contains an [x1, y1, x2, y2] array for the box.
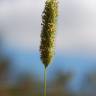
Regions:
[[40, 0, 58, 68]]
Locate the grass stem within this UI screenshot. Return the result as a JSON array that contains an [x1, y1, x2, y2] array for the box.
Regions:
[[44, 67, 47, 96]]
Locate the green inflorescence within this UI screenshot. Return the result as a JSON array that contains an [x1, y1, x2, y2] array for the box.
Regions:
[[40, 0, 58, 68]]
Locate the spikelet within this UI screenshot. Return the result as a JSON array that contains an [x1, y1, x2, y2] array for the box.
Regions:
[[40, 0, 58, 68]]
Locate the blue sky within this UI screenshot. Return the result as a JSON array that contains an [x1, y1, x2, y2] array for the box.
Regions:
[[3, 46, 96, 90]]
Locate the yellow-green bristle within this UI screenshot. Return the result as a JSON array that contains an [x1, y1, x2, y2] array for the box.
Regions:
[[40, 0, 58, 68]]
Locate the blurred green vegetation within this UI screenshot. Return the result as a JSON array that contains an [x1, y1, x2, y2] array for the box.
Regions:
[[0, 58, 96, 96]]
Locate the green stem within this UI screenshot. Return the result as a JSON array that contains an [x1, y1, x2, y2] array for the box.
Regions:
[[44, 67, 47, 96]]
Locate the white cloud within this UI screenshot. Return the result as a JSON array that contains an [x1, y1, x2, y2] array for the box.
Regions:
[[0, 0, 96, 55]]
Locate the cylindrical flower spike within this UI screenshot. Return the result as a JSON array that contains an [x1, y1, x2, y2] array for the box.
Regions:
[[40, 0, 58, 68]]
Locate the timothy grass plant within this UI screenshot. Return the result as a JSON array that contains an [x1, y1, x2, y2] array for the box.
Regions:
[[40, 0, 58, 96]]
